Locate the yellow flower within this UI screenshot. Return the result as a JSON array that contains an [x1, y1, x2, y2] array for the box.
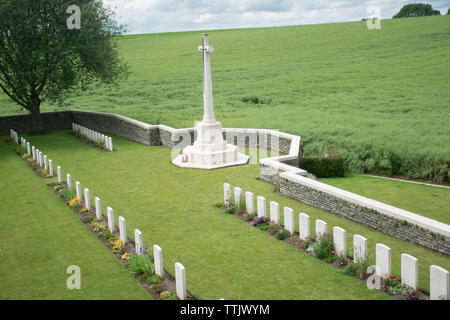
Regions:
[[68, 197, 80, 207]]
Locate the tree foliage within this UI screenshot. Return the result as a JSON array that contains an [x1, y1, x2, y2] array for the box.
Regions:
[[393, 3, 441, 18], [0, 0, 128, 132]]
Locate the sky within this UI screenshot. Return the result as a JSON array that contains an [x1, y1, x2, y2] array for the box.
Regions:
[[102, 0, 450, 34]]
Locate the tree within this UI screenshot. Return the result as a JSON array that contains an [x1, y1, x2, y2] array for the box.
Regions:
[[0, 0, 128, 133], [393, 3, 441, 18]]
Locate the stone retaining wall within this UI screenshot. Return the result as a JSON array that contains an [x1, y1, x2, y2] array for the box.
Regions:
[[279, 172, 450, 255]]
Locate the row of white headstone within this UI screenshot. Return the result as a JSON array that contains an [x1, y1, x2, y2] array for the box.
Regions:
[[15, 134, 55, 177], [68, 178, 187, 299], [11, 129, 187, 300], [224, 182, 449, 300], [72, 123, 113, 151]]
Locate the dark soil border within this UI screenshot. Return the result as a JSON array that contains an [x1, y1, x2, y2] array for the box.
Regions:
[[14, 147, 195, 300], [217, 204, 429, 300]]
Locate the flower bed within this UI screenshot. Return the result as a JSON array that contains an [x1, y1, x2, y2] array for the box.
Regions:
[[216, 201, 429, 300], [14, 145, 194, 300]]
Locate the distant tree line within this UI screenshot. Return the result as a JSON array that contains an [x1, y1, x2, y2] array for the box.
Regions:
[[393, 3, 441, 18]]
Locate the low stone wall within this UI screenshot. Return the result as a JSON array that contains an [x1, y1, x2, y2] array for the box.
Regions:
[[279, 172, 450, 255], [0, 111, 73, 134], [71, 111, 160, 146]]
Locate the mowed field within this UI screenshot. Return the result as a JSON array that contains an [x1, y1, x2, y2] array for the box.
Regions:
[[0, 16, 449, 181]]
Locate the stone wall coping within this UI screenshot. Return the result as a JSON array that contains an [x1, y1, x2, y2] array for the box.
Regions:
[[71, 110, 155, 130], [280, 172, 450, 237]]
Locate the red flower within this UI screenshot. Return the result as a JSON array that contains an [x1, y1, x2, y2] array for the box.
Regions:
[[335, 253, 339, 256], [389, 275, 395, 279], [271, 220, 274, 223], [331, 250, 335, 254], [276, 227, 279, 231]]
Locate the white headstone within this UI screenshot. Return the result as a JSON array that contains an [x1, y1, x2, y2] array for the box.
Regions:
[[269, 201, 280, 223], [430, 265, 449, 300], [284, 207, 294, 235], [234, 187, 242, 205], [27, 142, 31, 155], [66, 174, 72, 189], [154, 245, 164, 278], [315, 219, 327, 239], [118, 216, 127, 244], [84, 188, 90, 210], [333, 226, 346, 257], [48, 159, 53, 176], [76, 181, 82, 201], [57, 166, 62, 184], [39, 151, 43, 167], [95, 197, 102, 220], [257, 196, 266, 218], [105, 136, 109, 150], [223, 183, 231, 207], [401, 253, 418, 290], [108, 137, 113, 151], [245, 191, 254, 215], [299, 212, 310, 240], [175, 262, 187, 300], [376, 243, 391, 278], [35, 148, 39, 162], [353, 234, 367, 262], [107, 207, 114, 233], [134, 229, 143, 255], [43, 155, 48, 172], [32, 146, 36, 160]]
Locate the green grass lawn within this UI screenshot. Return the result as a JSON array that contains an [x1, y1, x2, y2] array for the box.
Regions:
[[318, 174, 450, 225], [0, 140, 151, 299], [9, 131, 450, 299], [1, 15, 449, 180]]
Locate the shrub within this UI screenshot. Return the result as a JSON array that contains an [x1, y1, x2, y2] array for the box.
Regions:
[[127, 253, 155, 276], [236, 198, 246, 215], [225, 206, 236, 214], [384, 276, 414, 296], [343, 258, 370, 279], [61, 187, 75, 201], [312, 236, 335, 261], [147, 274, 163, 285], [160, 290, 176, 300], [300, 149, 345, 178], [112, 239, 125, 254], [92, 221, 107, 233], [101, 230, 115, 242], [275, 229, 291, 240], [343, 262, 360, 277]]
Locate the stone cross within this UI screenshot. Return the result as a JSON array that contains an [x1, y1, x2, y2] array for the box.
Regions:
[[198, 33, 216, 124]]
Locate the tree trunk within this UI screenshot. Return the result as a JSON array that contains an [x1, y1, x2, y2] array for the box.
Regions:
[[31, 94, 44, 134]]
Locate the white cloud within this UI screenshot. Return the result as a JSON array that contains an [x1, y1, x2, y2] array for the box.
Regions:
[[102, 0, 450, 34]]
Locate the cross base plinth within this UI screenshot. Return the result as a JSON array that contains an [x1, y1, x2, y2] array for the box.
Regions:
[[172, 121, 249, 170]]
